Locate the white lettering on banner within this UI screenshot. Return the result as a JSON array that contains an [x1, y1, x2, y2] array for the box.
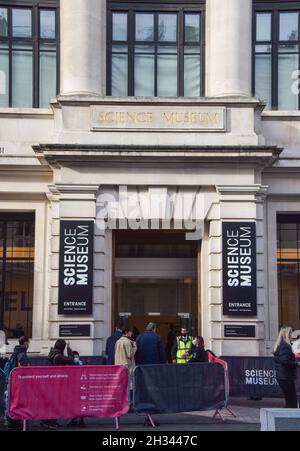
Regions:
[[226, 227, 253, 288], [244, 369, 278, 386], [63, 225, 90, 286]]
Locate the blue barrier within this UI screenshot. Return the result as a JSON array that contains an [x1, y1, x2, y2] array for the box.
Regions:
[[28, 355, 107, 366], [133, 363, 226, 414]]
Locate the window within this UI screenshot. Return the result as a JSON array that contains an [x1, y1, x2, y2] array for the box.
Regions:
[[253, 1, 300, 110], [277, 215, 300, 330], [107, 1, 205, 97], [0, 213, 35, 339], [0, 1, 59, 108]]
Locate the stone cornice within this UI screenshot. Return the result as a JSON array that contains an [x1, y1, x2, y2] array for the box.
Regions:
[[52, 95, 264, 109], [0, 164, 52, 173], [0, 108, 54, 118], [216, 185, 267, 195], [54, 184, 99, 194], [33, 144, 282, 169]]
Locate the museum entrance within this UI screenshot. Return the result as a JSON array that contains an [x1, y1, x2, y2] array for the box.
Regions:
[[113, 230, 200, 344]]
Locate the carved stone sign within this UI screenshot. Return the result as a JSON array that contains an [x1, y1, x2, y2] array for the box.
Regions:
[[91, 106, 226, 132]]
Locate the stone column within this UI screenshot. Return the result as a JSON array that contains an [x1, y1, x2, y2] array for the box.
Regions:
[[60, 0, 105, 96], [49, 184, 99, 356], [206, 0, 252, 97], [205, 185, 267, 357]]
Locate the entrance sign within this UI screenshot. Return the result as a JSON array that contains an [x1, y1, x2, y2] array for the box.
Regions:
[[222, 222, 257, 316], [58, 221, 94, 315], [9, 366, 129, 420]]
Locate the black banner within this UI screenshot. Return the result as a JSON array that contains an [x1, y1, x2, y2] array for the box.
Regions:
[[224, 325, 256, 338], [223, 222, 257, 316], [58, 221, 94, 315], [133, 363, 226, 414], [59, 324, 91, 337], [221, 356, 282, 398]]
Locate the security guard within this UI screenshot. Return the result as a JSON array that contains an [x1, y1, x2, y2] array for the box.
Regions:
[[171, 328, 193, 364]]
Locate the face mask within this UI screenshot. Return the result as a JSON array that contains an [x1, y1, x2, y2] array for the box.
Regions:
[[192, 339, 197, 346], [74, 357, 79, 364]]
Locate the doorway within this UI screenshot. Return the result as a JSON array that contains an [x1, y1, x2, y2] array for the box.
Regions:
[[113, 230, 200, 344]]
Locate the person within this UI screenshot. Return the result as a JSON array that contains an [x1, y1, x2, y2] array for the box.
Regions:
[[165, 324, 177, 363], [8, 335, 30, 369], [273, 326, 300, 408], [292, 335, 300, 358], [115, 327, 137, 371], [135, 322, 166, 365], [48, 339, 75, 366], [3, 323, 25, 339], [67, 351, 85, 428], [132, 326, 140, 342], [135, 323, 164, 426], [115, 327, 137, 413], [5, 336, 30, 430], [171, 327, 193, 364], [73, 350, 83, 366], [0, 367, 5, 421], [41, 340, 75, 428], [187, 336, 211, 363], [105, 321, 123, 365]]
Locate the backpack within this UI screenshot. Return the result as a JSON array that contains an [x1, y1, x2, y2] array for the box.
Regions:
[[3, 351, 28, 383]]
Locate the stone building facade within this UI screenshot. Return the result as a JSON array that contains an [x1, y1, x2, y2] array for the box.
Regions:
[[0, 0, 300, 357]]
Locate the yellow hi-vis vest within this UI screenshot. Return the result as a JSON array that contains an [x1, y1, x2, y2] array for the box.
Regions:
[[176, 336, 193, 364]]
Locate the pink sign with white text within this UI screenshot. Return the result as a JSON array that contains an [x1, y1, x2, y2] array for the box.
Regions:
[[9, 365, 129, 420]]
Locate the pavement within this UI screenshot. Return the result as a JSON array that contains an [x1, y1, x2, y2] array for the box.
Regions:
[[0, 397, 285, 431]]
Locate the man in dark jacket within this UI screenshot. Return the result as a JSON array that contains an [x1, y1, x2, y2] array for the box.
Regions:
[[48, 339, 74, 366], [41, 340, 75, 428], [105, 322, 123, 365], [5, 336, 30, 430], [135, 322, 166, 365], [6, 336, 29, 430], [11, 335, 30, 367]]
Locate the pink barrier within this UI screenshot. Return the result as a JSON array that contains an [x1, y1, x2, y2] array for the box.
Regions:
[[9, 365, 129, 421], [207, 352, 236, 421]]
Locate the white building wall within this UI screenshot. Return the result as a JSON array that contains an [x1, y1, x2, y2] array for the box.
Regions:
[[0, 0, 300, 355]]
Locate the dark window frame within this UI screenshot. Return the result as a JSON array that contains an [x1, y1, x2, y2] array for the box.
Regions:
[[277, 213, 300, 330], [107, 0, 206, 97], [0, 0, 60, 108], [0, 212, 35, 339], [253, 0, 300, 110]]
